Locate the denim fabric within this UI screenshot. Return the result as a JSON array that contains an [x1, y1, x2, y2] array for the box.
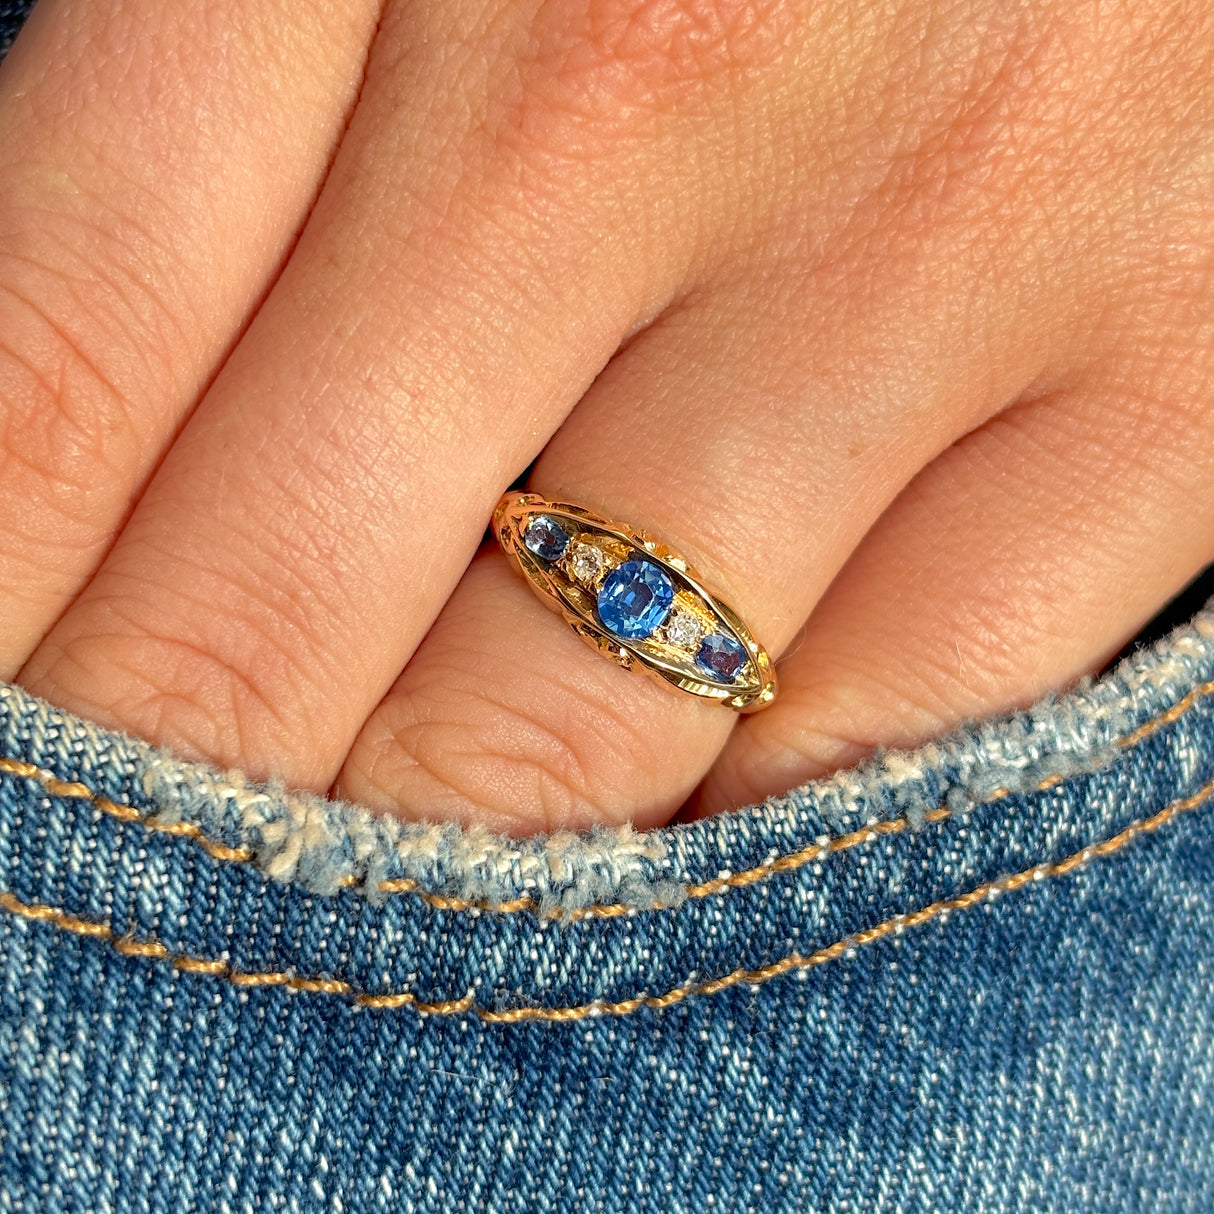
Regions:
[[0, 1, 31, 58], [0, 582, 1208, 1213]]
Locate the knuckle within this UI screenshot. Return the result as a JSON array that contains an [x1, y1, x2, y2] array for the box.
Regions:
[[344, 677, 671, 833], [862, 14, 1078, 245], [852, 3, 1214, 258], [349, 703, 601, 834], [534, 0, 794, 100], [0, 297, 132, 509], [25, 630, 236, 770], [24, 578, 319, 778], [505, 0, 796, 154], [0, 225, 177, 541]]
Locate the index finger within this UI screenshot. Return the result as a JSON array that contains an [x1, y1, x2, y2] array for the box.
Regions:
[[0, 0, 380, 665]]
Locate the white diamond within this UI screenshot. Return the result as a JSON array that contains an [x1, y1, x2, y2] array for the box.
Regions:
[[664, 608, 703, 649], [568, 542, 607, 582]]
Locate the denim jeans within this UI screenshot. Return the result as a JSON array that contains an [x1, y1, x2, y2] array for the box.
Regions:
[[0, 566, 1208, 1214]]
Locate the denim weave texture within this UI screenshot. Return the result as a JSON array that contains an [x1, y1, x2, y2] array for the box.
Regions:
[[0, 2, 30, 58], [0, 582, 1208, 1212]]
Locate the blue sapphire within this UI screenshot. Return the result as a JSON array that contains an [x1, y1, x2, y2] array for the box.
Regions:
[[522, 514, 570, 562], [696, 632, 747, 681], [596, 560, 674, 639]]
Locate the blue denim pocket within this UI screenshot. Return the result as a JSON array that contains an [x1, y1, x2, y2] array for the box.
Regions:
[[0, 593, 1211, 1212]]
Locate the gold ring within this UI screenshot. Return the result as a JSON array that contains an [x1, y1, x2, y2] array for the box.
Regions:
[[492, 491, 777, 712]]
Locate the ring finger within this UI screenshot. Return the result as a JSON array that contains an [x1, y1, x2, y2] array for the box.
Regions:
[[332, 240, 1070, 833]]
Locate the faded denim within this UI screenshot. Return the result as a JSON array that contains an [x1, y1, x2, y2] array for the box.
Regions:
[[0, 578, 1209, 1214]]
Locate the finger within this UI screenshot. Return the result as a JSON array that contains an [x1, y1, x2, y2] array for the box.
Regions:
[[15, 0, 797, 788], [0, 0, 380, 664], [15, 0, 1169, 809], [330, 240, 1074, 834], [691, 315, 1214, 818]]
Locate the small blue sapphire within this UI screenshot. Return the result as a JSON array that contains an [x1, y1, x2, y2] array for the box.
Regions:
[[596, 560, 674, 639], [696, 633, 747, 681], [522, 515, 570, 562]]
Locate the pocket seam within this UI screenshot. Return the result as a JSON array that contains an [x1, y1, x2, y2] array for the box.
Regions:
[[3, 773, 1210, 1021], [2, 677, 1211, 919]]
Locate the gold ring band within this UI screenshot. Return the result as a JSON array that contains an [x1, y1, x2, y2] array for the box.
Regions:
[[492, 491, 777, 712]]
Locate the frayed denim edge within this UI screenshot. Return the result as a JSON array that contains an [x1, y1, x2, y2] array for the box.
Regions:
[[692, 604, 1214, 856], [2, 598, 1212, 915]]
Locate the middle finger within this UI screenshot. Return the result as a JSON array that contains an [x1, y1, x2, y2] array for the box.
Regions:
[[16, 0, 793, 787]]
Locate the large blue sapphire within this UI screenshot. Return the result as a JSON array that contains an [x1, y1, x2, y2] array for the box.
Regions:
[[596, 560, 674, 639]]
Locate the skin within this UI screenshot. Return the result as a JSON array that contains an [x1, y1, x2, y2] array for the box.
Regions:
[[0, 0, 1211, 834]]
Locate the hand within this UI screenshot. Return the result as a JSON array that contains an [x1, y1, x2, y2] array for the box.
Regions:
[[1, 0, 1211, 834]]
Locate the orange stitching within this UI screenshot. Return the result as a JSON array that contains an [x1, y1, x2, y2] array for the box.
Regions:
[[368, 876, 535, 913], [0, 757, 255, 864], [5, 677, 1213, 919], [1116, 679, 1214, 748], [2, 774, 1211, 1022]]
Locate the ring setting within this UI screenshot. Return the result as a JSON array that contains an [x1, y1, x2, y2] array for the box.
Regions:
[[494, 491, 777, 712]]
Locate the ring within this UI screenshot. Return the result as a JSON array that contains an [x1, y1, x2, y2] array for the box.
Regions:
[[492, 491, 777, 712]]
